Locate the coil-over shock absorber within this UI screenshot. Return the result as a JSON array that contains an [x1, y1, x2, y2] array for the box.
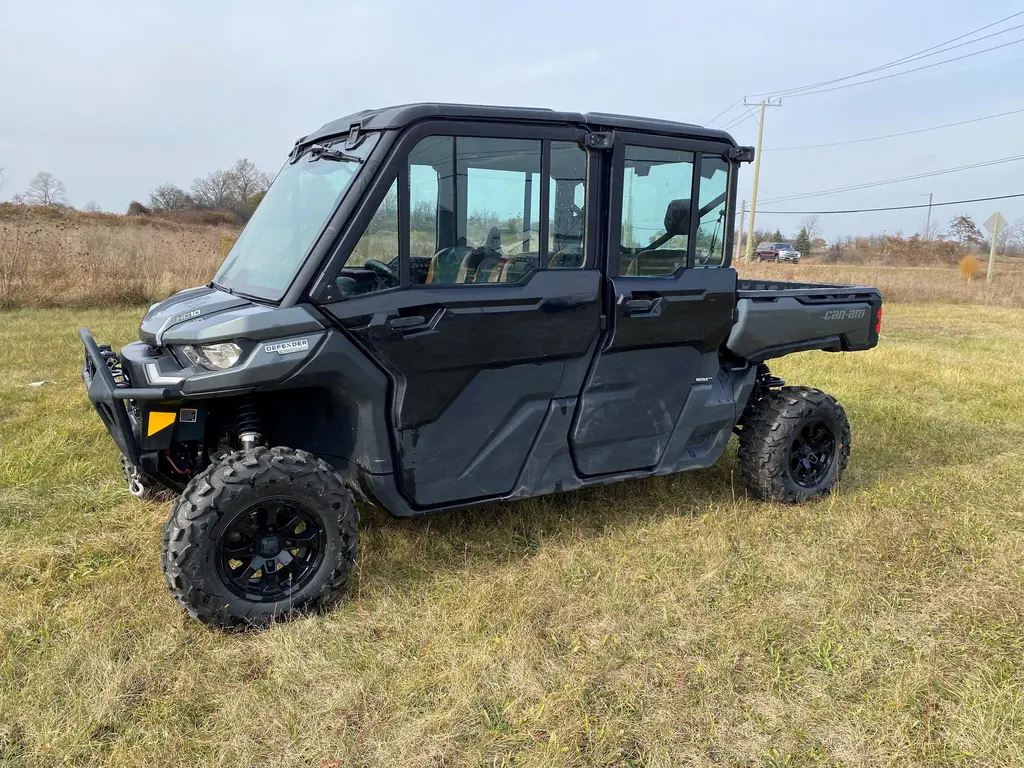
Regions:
[[236, 396, 264, 452]]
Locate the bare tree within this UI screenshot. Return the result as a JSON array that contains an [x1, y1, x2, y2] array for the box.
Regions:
[[228, 158, 271, 208], [24, 172, 67, 206], [799, 214, 821, 243], [10, 192, 25, 204], [149, 183, 193, 212], [190, 170, 236, 210], [82, 200, 101, 213], [1006, 217, 1024, 255]]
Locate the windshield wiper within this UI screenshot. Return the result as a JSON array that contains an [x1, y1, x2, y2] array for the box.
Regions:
[[306, 144, 363, 163]]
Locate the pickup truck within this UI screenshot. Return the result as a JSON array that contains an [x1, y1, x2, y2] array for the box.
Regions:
[[81, 103, 882, 629], [755, 241, 801, 262]]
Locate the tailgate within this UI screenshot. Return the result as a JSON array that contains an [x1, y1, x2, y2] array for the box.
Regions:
[[727, 282, 882, 361]]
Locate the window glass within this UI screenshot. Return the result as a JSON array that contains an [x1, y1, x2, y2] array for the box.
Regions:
[[336, 177, 399, 297], [409, 141, 444, 286], [214, 133, 378, 301], [410, 136, 543, 285], [696, 156, 729, 267], [619, 146, 694, 277], [549, 141, 587, 268]]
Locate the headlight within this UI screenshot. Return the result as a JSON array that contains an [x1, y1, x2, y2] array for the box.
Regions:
[[180, 342, 243, 370]]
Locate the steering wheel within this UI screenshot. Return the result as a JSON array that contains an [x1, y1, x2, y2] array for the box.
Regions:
[[362, 258, 400, 287]]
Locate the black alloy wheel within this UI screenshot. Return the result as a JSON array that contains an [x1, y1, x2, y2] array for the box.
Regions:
[[788, 419, 837, 489], [217, 499, 327, 601]]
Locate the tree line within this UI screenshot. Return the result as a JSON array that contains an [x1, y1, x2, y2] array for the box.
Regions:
[[742, 213, 1024, 257], [2, 159, 273, 221]]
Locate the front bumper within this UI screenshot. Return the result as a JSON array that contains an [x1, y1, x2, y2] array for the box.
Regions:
[[80, 328, 177, 466]]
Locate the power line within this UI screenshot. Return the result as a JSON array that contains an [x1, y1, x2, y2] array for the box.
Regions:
[[758, 191, 1024, 215], [706, 98, 743, 127], [783, 37, 1024, 99], [764, 107, 1024, 151], [761, 154, 1024, 204], [746, 10, 1024, 99], [706, 11, 1024, 128], [720, 110, 755, 132], [762, 20, 1024, 98]]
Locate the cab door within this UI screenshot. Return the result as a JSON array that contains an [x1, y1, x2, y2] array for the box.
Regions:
[[570, 136, 737, 476], [316, 123, 602, 507]]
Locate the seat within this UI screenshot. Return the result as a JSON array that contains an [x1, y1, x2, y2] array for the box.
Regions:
[[456, 227, 503, 283], [549, 244, 583, 269], [425, 247, 468, 284]]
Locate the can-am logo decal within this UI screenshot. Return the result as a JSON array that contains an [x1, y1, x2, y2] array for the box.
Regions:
[[822, 308, 867, 321], [172, 309, 201, 323], [265, 339, 309, 355]]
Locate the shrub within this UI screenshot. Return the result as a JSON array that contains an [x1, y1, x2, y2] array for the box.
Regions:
[[959, 254, 983, 283]]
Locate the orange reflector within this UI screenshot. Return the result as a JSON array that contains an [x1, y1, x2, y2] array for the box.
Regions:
[[147, 411, 176, 436]]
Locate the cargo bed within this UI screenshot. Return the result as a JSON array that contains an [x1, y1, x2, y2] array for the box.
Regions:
[[728, 279, 883, 362]]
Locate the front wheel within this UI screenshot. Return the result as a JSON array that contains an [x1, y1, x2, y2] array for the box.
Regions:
[[162, 446, 358, 630], [738, 386, 851, 502]]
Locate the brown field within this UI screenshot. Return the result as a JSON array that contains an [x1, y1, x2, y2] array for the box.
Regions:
[[737, 260, 1024, 308], [2, 205, 1024, 310]]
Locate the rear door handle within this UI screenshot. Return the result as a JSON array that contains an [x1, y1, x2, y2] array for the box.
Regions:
[[388, 315, 427, 330]]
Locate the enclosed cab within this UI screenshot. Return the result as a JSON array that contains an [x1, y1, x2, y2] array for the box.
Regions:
[[81, 104, 881, 629]]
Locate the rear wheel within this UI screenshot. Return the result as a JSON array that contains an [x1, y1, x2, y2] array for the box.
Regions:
[[162, 446, 358, 630], [738, 386, 851, 502]]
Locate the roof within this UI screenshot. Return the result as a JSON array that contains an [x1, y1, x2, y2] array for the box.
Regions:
[[300, 102, 737, 147]]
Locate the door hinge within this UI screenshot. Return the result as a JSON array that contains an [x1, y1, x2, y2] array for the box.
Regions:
[[584, 132, 614, 150]]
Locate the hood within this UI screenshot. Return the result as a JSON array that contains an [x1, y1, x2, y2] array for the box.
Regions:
[[139, 285, 326, 347], [139, 286, 253, 346]]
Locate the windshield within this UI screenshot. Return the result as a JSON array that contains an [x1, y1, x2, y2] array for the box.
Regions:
[[775, 243, 794, 250], [213, 133, 379, 301]]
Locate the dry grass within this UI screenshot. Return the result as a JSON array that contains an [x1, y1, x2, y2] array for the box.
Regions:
[[737, 259, 1024, 307], [3, 206, 1024, 310], [0, 207, 233, 309], [2, 304, 1024, 766]]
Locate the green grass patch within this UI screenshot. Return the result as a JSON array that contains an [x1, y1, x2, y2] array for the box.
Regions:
[[1, 304, 1023, 766]]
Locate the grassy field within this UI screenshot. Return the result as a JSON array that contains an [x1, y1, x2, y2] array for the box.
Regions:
[[2, 303, 1024, 767]]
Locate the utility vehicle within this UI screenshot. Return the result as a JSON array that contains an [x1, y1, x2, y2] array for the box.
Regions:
[[81, 103, 882, 630]]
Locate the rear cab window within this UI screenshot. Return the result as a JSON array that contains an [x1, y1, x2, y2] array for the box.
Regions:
[[617, 143, 733, 276]]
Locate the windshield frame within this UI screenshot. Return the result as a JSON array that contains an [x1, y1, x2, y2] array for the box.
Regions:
[[211, 132, 381, 303]]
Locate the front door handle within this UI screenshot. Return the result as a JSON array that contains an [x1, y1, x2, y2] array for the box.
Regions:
[[625, 298, 654, 314]]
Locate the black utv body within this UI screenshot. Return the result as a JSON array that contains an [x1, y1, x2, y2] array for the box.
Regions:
[[81, 103, 882, 629]]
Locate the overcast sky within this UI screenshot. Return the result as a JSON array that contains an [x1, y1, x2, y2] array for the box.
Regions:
[[1, 0, 1021, 239]]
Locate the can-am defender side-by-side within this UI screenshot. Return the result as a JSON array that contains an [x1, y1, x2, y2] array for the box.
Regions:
[[81, 104, 882, 630]]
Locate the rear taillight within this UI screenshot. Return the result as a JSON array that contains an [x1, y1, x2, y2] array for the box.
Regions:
[[875, 307, 882, 334]]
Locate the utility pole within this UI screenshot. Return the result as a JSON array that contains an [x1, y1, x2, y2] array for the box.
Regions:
[[737, 199, 747, 260], [743, 98, 782, 261], [924, 192, 933, 240]]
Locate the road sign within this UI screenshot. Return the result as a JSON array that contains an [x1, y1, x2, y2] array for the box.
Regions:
[[983, 211, 1007, 284], [983, 211, 1007, 235]]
